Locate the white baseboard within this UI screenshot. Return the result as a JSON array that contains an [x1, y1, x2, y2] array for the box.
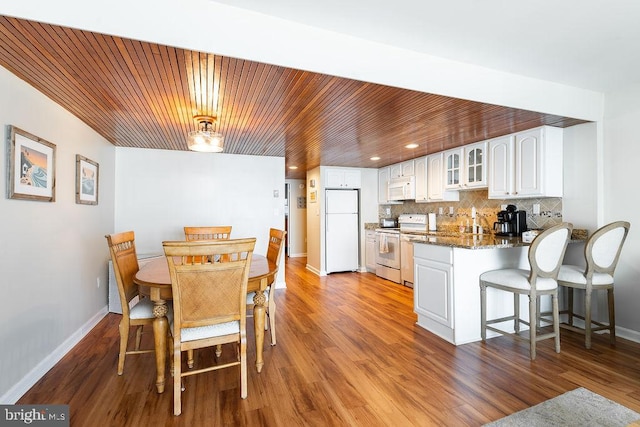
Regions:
[[288, 252, 307, 258], [0, 306, 109, 404], [615, 325, 640, 344]]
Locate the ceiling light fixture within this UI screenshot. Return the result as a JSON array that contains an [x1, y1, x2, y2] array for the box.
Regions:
[[187, 115, 224, 152], [406, 143, 419, 149], [370, 156, 381, 161]]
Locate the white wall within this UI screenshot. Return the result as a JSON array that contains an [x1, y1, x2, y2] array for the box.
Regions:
[[602, 84, 640, 337], [114, 147, 285, 284], [0, 66, 115, 402]]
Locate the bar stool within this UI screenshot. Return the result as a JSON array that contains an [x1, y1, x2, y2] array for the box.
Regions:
[[557, 221, 630, 349], [480, 223, 573, 360]]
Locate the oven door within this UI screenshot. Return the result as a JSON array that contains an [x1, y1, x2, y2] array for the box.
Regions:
[[375, 231, 400, 269]]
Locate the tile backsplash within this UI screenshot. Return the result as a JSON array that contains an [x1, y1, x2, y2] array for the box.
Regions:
[[379, 189, 562, 232]]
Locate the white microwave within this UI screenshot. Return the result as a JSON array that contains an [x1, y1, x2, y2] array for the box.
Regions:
[[388, 176, 416, 201]]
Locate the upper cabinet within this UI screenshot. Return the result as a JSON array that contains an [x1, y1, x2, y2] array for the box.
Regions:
[[378, 167, 402, 204], [390, 160, 415, 178], [414, 157, 428, 202], [488, 126, 563, 199], [426, 153, 459, 202], [325, 167, 361, 189], [444, 141, 487, 190]]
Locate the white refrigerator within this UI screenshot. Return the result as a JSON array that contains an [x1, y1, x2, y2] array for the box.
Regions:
[[325, 189, 359, 273]]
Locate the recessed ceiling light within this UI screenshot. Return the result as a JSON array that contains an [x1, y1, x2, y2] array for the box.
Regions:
[[370, 156, 380, 161], [288, 165, 298, 170], [406, 143, 419, 149]]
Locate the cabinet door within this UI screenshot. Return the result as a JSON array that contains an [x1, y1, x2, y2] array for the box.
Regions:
[[390, 163, 402, 179], [378, 167, 391, 204], [326, 169, 344, 188], [414, 258, 453, 328], [401, 160, 415, 177], [343, 170, 362, 188], [444, 149, 462, 189], [427, 154, 444, 200], [488, 135, 514, 198], [414, 157, 428, 202], [464, 142, 487, 188], [514, 128, 543, 197], [365, 231, 376, 270]]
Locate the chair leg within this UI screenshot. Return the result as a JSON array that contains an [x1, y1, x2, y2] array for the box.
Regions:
[[585, 289, 593, 349], [567, 288, 574, 326], [240, 340, 247, 399], [529, 294, 537, 360], [117, 320, 130, 375], [480, 283, 487, 341], [216, 345, 222, 357], [268, 304, 276, 346], [187, 350, 194, 369], [514, 293, 520, 333], [135, 325, 143, 351], [553, 291, 560, 353], [608, 288, 616, 345], [174, 348, 182, 416]]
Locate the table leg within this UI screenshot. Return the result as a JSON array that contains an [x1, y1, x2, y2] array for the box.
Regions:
[[152, 300, 168, 393], [253, 290, 266, 373]]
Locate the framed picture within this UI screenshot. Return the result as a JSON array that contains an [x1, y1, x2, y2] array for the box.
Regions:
[[6, 126, 56, 202], [310, 190, 317, 203], [75, 155, 99, 205]]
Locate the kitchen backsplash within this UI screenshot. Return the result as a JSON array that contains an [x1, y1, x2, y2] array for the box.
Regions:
[[379, 189, 562, 232]]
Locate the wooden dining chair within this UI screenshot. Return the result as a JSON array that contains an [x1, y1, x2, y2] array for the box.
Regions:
[[480, 223, 573, 360], [246, 228, 286, 346], [557, 221, 630, 349], [163, 238, 256, 416], [183, 225, 232, 365], [106, 231, 166, 375]]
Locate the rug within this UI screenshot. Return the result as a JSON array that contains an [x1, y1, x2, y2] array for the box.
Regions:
[[484, 387, 640, 426]]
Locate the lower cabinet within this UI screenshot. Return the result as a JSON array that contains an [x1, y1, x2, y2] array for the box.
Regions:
[[365, 230, 376, 272], [413, 243, 530, 345]]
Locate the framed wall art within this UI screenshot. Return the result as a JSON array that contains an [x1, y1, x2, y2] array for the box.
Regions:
[[6, 125, 56, 202], [75, 155, 99, 205]]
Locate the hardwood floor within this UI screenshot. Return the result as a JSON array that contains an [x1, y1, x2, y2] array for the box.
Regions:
[[19, 256, 640, 426]]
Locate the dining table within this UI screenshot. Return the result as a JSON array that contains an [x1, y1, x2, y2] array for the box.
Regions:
[[133, 253, 277, 394]]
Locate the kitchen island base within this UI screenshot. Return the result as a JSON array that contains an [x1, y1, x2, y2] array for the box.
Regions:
[[414, 242, 549, 345]]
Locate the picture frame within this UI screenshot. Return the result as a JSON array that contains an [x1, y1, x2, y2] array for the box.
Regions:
[[310, 190, 317, 203], [6, 125, 56, 202], [75, 155, 99, 205]]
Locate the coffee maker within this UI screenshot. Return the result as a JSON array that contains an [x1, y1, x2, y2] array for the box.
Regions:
[[494, 204, 528, 237]]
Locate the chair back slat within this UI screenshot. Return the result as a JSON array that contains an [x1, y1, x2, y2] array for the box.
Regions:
[[184, 226, 232, 241]]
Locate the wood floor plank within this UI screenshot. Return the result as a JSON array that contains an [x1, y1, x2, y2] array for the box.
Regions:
[[16, 255, 640, 425]]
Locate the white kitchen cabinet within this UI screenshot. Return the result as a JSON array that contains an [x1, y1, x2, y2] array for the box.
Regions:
[[443, 148, 462, 190], [390, 160, 415, 178], [444, 141, 487, 190], [378, 167, 402, 204], [488, 126, 563, 199], [365, 230, 376, 272], [426, 153, 459, 202], [413, 243, 530, 345], [414, 156, 428, 202], [325, 168, 361, 189]]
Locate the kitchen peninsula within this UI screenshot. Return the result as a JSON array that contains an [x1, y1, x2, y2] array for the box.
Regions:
[[406, 232, 577, 345]]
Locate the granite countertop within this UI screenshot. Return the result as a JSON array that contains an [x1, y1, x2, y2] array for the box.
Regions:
[[405, 230, 587, 250]]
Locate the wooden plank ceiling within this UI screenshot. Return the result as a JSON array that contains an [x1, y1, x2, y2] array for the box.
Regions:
[[0, 16, 588, 179]]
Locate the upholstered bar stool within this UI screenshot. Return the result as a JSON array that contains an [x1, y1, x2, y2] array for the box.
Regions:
[[480, 223, 573, 360], [557, 221, 630, 349]]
